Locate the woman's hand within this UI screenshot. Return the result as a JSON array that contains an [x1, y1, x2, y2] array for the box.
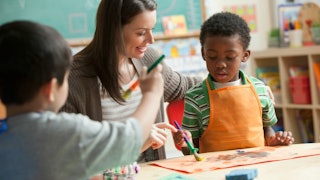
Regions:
[[141, 122, 177, 152]]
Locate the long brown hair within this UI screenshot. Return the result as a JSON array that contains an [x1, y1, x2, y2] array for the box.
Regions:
[[74, 0, 157, 103]]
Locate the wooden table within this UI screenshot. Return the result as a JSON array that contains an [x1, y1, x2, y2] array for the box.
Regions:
[[137, 143, 320, 180]]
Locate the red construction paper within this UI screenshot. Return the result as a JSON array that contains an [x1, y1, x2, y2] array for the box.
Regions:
[[152, 144, 320, 173]]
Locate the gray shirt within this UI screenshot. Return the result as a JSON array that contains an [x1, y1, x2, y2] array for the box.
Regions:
[[0, 111, 142, 180]]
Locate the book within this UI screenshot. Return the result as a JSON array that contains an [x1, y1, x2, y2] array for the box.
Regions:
[[0, 101, 5, 119], [296, 109, 314, 143], [162, 15, 188, 35], [313, 62, 320, 93], [256, 67, 281, 104]]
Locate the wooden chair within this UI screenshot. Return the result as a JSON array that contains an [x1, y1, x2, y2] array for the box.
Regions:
[[166, 100, 184, 150]]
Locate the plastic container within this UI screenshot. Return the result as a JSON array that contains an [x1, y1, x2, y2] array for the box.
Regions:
[[103, 162, 139, 180], [103, 172, 135, 180], [289, 76, 311, 104]]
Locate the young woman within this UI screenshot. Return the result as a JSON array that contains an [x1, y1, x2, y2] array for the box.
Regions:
[[60, 0, 202, 162]]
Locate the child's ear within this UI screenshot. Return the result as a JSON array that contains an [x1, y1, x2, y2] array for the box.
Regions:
[[201, 47, 206, 61], [42, 78, 58, 102], [242, 50, 251, 62]]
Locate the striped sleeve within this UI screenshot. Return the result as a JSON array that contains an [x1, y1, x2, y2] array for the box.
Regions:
[[249, 76, 278, 127], [182, 82, 210, 139]]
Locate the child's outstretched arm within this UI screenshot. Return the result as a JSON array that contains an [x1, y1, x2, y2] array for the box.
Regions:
[[264, 127, 294, 146], [132, 65, 164, 144]]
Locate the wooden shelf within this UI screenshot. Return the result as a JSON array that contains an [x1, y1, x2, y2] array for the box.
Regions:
[[253, 45, 320, 57], [67, 38, 92, 47], [251, 45, 320, 143], [67, 31, 200, 47], [153, 31, 200, 40]]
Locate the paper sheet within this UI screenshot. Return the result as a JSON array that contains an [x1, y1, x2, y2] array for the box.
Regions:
[[152, 144, 320, 173]]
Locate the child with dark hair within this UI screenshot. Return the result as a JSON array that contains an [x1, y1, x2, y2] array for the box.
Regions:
[[0, 20, 164, 179], [174, 12, 294, 155]]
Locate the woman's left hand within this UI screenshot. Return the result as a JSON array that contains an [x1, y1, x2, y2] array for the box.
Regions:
[[141, 122, 177, 152]]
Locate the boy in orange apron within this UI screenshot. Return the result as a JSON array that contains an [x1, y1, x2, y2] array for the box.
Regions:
[[174, 12, 294, 154]]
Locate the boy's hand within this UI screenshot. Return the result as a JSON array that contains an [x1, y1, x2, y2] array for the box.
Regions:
[[173, 129, 192, 147], [266, 131, 294, 146]]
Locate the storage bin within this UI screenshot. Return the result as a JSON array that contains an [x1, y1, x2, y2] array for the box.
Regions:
[[289, 76, 311, 104]]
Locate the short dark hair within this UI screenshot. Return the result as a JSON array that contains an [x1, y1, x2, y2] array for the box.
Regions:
[[200, 12, 251, 50], [0, 20, 72, 105]]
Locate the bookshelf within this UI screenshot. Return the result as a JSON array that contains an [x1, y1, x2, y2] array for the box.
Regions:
[[251, 45, 320, 143]]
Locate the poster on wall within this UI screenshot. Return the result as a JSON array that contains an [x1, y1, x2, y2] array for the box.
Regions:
[[223, 4, 258, 32]]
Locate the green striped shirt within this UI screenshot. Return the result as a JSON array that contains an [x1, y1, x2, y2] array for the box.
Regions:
[[182, 70, 277, 139]]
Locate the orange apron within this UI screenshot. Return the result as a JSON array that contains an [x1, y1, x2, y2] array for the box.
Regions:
[[199, 78, 264, 153]]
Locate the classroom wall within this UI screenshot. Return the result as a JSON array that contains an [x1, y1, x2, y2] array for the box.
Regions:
[[60, 1, 293, 76]]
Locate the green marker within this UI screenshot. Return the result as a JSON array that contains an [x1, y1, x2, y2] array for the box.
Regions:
[[147, 54, 165, 73], [122, 54, 165, 99]]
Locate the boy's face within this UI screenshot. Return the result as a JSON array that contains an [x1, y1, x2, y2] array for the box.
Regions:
[[201, 34, 250, 83]]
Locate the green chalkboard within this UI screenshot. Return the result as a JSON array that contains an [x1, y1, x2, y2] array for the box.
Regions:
[[0, 0, 100, 39], [0, 0, 203, 39]]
